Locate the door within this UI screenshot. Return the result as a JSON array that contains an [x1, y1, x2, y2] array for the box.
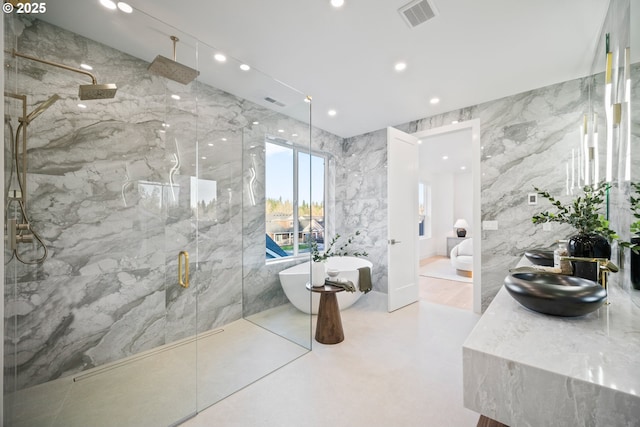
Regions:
[[387, 127, 419, 312]]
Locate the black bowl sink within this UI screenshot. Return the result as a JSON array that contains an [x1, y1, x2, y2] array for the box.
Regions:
[[524, 249, 555, 267], [504, 272, 606, 317]]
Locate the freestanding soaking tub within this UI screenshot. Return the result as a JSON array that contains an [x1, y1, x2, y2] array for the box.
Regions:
[[278, 256, 373, 314]]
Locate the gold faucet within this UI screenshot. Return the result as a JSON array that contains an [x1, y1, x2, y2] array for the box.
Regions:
[[560, 256, 618, 304]]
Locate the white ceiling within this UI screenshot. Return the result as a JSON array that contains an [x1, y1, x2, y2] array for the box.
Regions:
[[419, 128, 473, 175], [40, 0, 614, 138]]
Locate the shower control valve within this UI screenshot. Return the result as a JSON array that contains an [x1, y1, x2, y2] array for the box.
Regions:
[[16, 234, 34, 244]]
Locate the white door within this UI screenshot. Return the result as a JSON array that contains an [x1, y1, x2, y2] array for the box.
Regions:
[[387, 127, 419, 312]]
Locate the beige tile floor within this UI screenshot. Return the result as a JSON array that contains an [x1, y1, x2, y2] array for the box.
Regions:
[[182, 292, 481, 427], [5, 319, 309, 427], [8, 269, 478, 427]]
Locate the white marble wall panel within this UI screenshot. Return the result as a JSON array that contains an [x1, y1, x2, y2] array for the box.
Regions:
[[338, 130, 389, 293], [410, 77, 596, 310]]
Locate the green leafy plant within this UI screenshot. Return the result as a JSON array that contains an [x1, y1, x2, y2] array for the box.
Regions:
[[531, 183, 618, 239], [631, 182, 640, 236], [311, 231, 369, 262], [621, 181, 640, 254]]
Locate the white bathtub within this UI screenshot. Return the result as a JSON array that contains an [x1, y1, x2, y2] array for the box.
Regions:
[[278, 256, 373, 314]]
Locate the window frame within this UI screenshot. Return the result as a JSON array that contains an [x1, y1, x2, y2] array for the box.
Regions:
[[265, 139, 327, 263], [418, 180, 432, 239]]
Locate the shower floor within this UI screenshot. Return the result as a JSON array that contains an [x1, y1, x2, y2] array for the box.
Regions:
[[5, 305, 310, 427]]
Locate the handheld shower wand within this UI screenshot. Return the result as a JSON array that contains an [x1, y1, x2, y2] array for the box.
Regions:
[[4, 92, 59, 264]]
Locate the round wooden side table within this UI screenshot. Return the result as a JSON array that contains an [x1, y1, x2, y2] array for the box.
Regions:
[[306, 283, 344, 344]]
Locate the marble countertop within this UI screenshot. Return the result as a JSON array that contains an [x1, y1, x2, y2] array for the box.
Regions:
[[463, 263, 640, 426]]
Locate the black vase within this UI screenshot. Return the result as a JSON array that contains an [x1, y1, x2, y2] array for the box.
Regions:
[[567, 233, 611, 283], [631, 236, 640, 290]]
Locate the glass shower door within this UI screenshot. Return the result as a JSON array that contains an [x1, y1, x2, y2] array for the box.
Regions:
[[2, 11, 199, 427]]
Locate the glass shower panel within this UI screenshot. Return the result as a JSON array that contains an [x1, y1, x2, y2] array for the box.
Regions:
[[194, 42, 312, 411], [3, 8, 198, 427], [242, 100, 314, 350]]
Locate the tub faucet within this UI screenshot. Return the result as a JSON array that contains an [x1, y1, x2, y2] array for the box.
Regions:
[[560, 256, 618, 303]]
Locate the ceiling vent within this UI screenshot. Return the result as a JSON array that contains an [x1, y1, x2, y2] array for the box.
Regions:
[[398, 0, 437, 28], [264, 96, 285, 107]]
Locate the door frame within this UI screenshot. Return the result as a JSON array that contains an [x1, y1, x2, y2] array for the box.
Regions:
[[412, 119, 482, 314]]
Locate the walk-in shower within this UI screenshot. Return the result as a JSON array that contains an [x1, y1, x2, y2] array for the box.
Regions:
[[4, 10, 312, 427]]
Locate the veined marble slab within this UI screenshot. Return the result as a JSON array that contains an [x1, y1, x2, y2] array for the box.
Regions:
[[463, 261, 640, 426]]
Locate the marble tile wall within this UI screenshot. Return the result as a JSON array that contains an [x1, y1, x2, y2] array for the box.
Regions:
[[409, 66, 638, 310], [2, 18, 327, 390]]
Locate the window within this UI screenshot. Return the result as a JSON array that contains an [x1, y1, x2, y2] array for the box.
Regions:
[[418, 181, 431, 238], [265, 140, 325, 260]]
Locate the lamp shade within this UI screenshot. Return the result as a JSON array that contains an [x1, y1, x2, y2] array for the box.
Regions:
[[454, 219, 469, 229]]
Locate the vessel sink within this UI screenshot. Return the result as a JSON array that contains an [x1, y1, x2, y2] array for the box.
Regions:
[[504, 272, 606, 317], [524, 249, 554, 267]]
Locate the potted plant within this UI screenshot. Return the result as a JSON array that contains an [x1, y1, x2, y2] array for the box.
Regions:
[[532, 183, 618, 282], [629, 182, 640, 289], [310, 231, 368, 286]]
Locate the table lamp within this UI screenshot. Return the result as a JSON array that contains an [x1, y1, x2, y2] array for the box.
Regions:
[[454, 219, 469, 237]]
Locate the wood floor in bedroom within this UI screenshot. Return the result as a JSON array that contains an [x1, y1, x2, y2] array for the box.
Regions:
[[419, 256, 474, 311]]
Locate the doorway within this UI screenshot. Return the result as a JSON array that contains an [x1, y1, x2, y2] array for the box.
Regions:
[[413, 120, 481, 314]]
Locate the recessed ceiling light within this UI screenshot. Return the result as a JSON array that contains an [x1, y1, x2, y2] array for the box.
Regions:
[[117, 2, 133, 13], [208, 143, 214, 147], [252, 121, 259, 125], [442, 156, 448, 160], [292, 133, 298, 137], [77, 103, 87, 109], [99, 0, 117, 10], [451, 120, 459, 124], [221, 138, 227, 141], [162, 123, 170, 128], [80, 63, 93, 71], [214, 53, 227, 62], [418, 140, 423, 144], [394, 62, 407, 72], [278, 129, 284, 133], [461, 166, 466, 170], [331, 0, 345, 7], [328, 109, 337, 116], [171, 94, 180, 100], [430, 97, 440, 104], [239, 64, 251, 71], [201, 156, 207, 160]]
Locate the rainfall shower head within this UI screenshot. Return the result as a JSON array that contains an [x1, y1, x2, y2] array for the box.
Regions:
[[12, 50, 118, 100], [148, 36, 200, 85], [79, 83, 118, 100], [24, 94, 60, 124]]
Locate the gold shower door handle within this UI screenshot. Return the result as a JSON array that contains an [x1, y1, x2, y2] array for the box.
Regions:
[[178, 251, 189, 288]]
